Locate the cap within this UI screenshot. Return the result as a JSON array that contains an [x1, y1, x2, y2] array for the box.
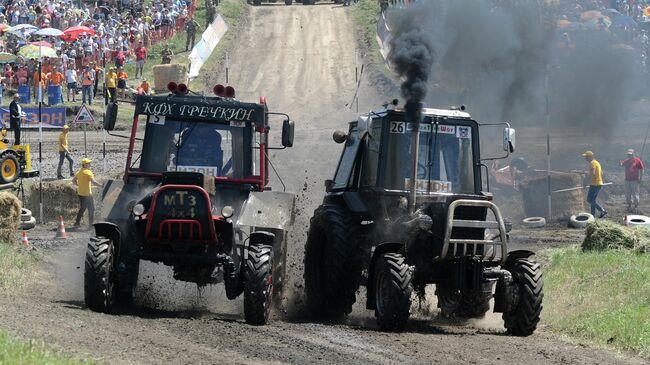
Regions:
[[63, 124, 69, 129], [582, 150, 594, 158], [627, 149, 635, 155], [81, 158, 92, 164]]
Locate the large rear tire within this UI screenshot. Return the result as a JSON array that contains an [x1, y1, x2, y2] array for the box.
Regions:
[[0, 152, 19, 184], [374, 253, 412, 331], [84, 237, 116, 313], [244, 244, 274, 325], [503, 258, 543, 336], [436, 284, 492, 319], [304, 204, 362, 320]]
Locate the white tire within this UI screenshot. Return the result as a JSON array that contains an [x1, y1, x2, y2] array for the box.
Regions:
[[569, 213, 595, 228], [625, 215, 650, 228], [20, 216, 36, 230], [20, 208, 32, 222], [522, 217, 546, 228]]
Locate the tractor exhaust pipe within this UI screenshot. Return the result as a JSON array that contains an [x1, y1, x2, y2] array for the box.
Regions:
[[405, 101, 423, 214]]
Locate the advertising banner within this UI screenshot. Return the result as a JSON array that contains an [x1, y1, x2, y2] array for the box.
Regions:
[[189, 14, 229, 78], [0, 107, 67, 129]]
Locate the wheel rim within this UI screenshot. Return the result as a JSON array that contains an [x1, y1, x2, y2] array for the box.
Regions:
[[1, 158, 17, 181]]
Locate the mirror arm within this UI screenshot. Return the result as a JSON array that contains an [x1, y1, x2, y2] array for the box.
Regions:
[[264, 146, 287, 150]]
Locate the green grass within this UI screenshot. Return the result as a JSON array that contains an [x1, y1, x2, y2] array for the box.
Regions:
[[543, 246, 650, 357], [349, 0, 393, 82], [0, 243, 38, 292], [0, 331, 92, 365]]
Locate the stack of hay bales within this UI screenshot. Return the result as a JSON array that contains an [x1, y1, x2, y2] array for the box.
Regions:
[[0, 192, 21, 243], [582, 220, 650, 253], [520, 171, 585, 220], [26, 180, 78, 223], [152, 64, 188, 93]]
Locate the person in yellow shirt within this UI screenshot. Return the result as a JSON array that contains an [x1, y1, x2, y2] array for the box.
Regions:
[[105, 67, 118, 104], [582, 150, 607, 218], [56, 125, 74, 179], [72, 158, 102, 228]]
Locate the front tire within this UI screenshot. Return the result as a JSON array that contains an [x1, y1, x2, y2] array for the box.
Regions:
[[244, 244, 274, 325], [84, 237, 116, 313], [304, 204, 362, 320], [503, 258, 543, 336], [374, 253, 412, 331], [0, 152, 19, 184]]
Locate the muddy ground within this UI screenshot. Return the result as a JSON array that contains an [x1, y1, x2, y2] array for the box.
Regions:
[[1, 3, 649, 365]]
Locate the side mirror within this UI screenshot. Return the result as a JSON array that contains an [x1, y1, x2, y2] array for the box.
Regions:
[[104, 102, 118, 131], [282, 119, 294, 148], [503, 127, 515, 153], [333, 130, 347, 144]]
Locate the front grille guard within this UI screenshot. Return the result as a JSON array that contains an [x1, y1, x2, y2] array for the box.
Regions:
[[438, 199, 508, 264]]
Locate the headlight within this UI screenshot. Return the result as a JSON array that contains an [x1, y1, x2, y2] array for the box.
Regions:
[[418, 214, 433, 231], [133, 203, 145, 216], [221, 205, 234, 218]]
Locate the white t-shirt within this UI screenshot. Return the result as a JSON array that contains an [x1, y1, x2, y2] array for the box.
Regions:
[[65, 69, 77, 83]]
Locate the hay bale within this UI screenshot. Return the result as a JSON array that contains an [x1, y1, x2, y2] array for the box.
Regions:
[[152, 64, 188, 92], [0, 192, 21, 243], [26, 180, 78, 223], [520, 171, 585, 220], [582, 220, 650, 253]]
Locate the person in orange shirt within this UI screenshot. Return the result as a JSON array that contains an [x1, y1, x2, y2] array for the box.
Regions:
[[48, 70, 65, 105], [81, 65, 94, 105], [33, 70, 46, 102], [117, 67, 128, 99], [139, 78, 150, 95]]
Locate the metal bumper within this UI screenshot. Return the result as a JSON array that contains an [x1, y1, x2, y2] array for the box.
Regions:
[[438, 199, 508, 264]]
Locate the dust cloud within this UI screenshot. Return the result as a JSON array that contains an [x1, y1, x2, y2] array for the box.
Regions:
[[387, 0, 640, 136]]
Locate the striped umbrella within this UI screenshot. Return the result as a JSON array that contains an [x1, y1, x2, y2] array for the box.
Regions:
[[0, 52, 17, 63]]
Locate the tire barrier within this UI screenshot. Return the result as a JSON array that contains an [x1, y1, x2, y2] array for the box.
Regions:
[[569, 212, 595, 229], [522, 217, 546, 228]]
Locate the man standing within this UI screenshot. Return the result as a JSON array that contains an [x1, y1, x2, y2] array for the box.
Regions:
[[583, 150, 607, 218], [621, 148, 644, 211], [161, 43, 173, 64], [134, 41, 147, 79], [9, 94, 22, 145], [105, 67, 117, 104], [72, 158, 101, 228], [81, 65, 94, 105], [184, 16, 200, 52], [57, 125, 74, 179]]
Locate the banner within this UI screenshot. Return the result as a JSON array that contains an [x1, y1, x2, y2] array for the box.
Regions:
[[188, 14, 229, 79], [0, 107, 67, 129], [376, 12, 392, 62]]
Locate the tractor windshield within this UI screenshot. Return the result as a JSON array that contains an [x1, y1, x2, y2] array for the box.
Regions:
[[138, 117, 253, 179], [383, 119, 476, 194]]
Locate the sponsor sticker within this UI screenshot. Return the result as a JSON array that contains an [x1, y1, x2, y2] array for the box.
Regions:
[[405, 178, 453, 193], [456, 126, 471, 139]]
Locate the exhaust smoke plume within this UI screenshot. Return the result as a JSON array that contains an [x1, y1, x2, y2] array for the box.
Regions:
[[386, 0, 640, 136]]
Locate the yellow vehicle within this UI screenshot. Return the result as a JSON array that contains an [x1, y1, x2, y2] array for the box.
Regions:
[[0, 129, 38, 184]]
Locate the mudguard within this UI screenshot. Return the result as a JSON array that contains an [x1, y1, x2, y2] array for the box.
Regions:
[[93, 222, 121, 247], [100, 180, 149, 222], [366, 242, 403, 310], [236, 191, 295, 231]]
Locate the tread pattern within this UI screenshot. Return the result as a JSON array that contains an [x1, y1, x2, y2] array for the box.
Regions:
[[244, 244, 273, 325], [375, 253, 412, 332], [84, 236, 114, 313], [304, 204, 363, 320], [503, 258, 544, 336]]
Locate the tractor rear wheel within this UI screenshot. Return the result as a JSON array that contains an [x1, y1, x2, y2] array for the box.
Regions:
[[0, 152, 19, 184], [436, 284, 492, 319], [84, 237, 117, 313], [374, 253, 412, 331], [244, 244, 274, 325], [304, 204, 362, 320], [503, 258, 543, 336]]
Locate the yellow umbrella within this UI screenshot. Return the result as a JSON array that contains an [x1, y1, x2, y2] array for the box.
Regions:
[[18, 44, 57, 59]]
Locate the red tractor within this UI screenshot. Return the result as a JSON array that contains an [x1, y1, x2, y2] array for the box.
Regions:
[[86, 83, 295, 325]]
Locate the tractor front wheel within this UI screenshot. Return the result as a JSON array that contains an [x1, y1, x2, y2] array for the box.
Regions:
[[503, 258, 543, 336], [0, 152, 19, 184], [374, 253, 412, 331], [244, 244, 274, 325], [84, 237, 117, 313]]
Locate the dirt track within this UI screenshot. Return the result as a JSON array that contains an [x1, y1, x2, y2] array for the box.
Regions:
[[0, 4, 647, 365]]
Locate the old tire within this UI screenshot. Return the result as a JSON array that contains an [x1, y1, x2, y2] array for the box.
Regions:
[[285, 0, 292, 4], [19, 216, 36, 230], [625, 214, 650, 227], [436, 284, 492, 319], [0, 153, 19, 184], [522, 217, 546, 228], [503, 258, 543, 336], [84, 236, 116, 313], [253, 0, 261, 4], [244, 244, 274, 325], [569, 212, 595, 228], [304, 204, 362, 320], [374, 253, 412, 331], [20, 208, 32, 222]]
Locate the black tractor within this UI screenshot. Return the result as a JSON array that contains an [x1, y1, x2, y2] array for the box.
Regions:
[[304, 102, 543, 335], [85, 83, 295, 325]]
